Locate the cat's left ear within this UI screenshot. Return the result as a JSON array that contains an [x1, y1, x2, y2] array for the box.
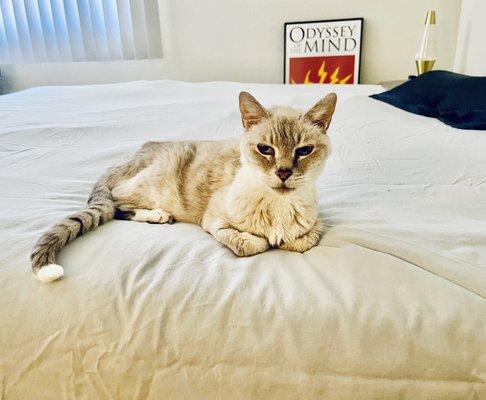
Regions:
[[302, 93, 337, 132], [239, 92, 270, 130]]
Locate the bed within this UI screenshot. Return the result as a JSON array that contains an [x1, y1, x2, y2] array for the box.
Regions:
[[0, 80, 485, 399]]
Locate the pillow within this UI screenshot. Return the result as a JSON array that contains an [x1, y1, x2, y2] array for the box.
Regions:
[[370, 70, 486, 130]]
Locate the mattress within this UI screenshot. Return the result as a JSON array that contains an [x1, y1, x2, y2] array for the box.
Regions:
[[0, 80, 485, 399]]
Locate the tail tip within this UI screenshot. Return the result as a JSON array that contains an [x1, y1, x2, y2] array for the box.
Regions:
[[36, 264, 64, 283]]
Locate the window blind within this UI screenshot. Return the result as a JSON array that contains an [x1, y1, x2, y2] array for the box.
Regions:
[[0, 0, 162, 64]]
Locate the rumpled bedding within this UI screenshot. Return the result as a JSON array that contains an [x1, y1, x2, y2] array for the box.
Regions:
[[0, 80, 485, 399]]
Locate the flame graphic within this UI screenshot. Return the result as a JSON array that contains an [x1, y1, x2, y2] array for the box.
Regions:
[[318, 61, 327, 83], [291, 61, 352, 84]]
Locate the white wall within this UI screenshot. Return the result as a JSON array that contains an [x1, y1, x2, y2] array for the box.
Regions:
[[454, 0, 486, 75], [1, 0, 462, 93]]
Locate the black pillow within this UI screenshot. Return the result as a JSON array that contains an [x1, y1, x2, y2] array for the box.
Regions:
[[370, 70, 486, 130]]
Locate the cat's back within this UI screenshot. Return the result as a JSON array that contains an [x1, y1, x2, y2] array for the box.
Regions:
[[141, 138, 240, 176], [139, 138, 241, 222]]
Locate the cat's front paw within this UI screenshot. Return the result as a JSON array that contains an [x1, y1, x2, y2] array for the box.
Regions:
[[230, 232, 270, 257], [280, 225, 322, 253], [280, 238, 317, 253]]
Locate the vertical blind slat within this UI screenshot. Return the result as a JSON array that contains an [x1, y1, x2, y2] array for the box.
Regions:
[[143, 0, 161, 58], [12, 1, 35, 62], [116, 0, 135, 60], [50, 0, 73, 61], [0, 5, 11, 63], [88, 0, 109, 60], [129, 0, 148, 59], [63, 0, 86, 61], [0, 0, 161, 64], [37, 0, 61, 62], [101, 0, 122, 60], [24, 0, 49, 62], [0, 0, 23, 62], [76, 0, 97, 60]]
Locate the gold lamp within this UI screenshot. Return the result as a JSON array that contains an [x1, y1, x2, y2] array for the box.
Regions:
[[415, 10, 437, 74]]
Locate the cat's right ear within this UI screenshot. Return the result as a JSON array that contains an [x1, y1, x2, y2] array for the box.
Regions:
[[302, 93, 337, 132], [239, 92, 270, 130]]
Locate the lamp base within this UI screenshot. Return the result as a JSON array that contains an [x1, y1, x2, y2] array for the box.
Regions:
[[415, 59, 436, 75]]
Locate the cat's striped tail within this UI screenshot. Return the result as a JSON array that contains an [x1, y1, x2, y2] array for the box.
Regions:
[[30, 182, 115, 282]]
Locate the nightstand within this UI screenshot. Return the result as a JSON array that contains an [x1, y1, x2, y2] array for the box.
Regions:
[[380, 80, 407, 90]]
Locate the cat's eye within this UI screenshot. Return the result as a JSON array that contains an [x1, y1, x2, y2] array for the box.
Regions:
[[257, 144, 275, 156], [295, 146, 314, 157]]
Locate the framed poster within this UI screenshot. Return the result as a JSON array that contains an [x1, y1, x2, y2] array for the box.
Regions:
[[284, 18, 363, 84]]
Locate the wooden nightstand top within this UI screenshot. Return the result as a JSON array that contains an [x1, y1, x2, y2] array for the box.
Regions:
[[380, 80, 407, 90]]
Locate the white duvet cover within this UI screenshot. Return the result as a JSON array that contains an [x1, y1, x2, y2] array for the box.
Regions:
[[0, 81, 485, 399]]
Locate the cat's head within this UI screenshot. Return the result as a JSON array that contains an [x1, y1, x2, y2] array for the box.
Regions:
[[238, 91, 337, 193]]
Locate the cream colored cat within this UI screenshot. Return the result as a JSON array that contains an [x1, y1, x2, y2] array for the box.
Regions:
[[31, 91, 337, 282]]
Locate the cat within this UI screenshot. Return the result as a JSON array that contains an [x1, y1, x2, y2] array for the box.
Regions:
[[31, 91, 337, 282]]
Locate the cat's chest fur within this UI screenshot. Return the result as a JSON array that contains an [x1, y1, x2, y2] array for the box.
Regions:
[[224, 176, 317, 246]]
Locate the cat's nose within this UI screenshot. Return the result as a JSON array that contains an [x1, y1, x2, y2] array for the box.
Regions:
[[275, 168, 293, 182]]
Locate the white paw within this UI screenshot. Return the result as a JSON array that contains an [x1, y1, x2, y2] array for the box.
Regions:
[[132, 209, 173, 224], [36, 264, 64, 282]]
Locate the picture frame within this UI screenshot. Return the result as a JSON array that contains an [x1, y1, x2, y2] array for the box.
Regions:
[[284, 18, 364, 84]]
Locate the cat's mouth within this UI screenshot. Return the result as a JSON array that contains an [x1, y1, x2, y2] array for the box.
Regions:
[[272, 185, 296, 193]]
